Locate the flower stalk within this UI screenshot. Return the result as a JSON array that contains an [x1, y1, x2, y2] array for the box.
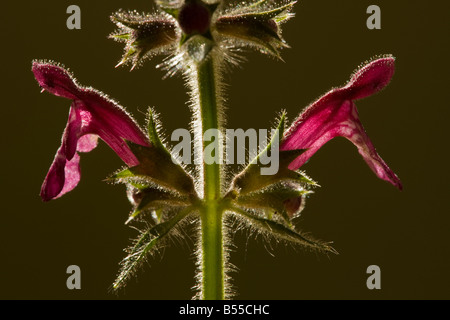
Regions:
[[195, 54, 225, 300], [196, 55, 222, 201]]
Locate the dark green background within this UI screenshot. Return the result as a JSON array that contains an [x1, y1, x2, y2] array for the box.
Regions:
[[1, 0, 449, 299]]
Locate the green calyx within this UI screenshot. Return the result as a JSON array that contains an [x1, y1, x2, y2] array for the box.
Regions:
[[109, 109, 196, 197], [213, 1, 296, 58], [216, 113, 333, 253], [109, 11, 179, 69]]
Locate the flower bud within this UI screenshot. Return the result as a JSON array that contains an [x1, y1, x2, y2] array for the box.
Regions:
[[283, 195, 304, 218], [178, 0, 212, 35]]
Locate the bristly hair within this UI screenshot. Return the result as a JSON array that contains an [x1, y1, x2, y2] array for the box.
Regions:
[[109, 9, 180, 70], [192, 211, 235, 300]]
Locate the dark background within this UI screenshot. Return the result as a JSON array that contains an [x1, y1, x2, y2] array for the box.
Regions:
[[1, 0, 449, 300]]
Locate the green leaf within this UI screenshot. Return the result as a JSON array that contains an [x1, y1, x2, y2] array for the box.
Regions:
[[231, 206, 336, 254], [113, 207, 194, 290]]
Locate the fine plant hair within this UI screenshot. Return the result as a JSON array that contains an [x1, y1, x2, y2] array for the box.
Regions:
[[182, 47, 229, 197], [192, 213, 236, 300], [112, 208, 197, 292]]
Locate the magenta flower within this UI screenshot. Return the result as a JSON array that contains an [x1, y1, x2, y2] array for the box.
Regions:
[[280, 56, 402, 189], [32, 61, 150, 201]]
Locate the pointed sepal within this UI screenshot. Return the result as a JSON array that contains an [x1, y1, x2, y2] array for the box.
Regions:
[[126, 185, 190, 224], [229, 113, 317, 195], [232, 149, 318, 195], [112, 207, 194, 290], [231, 206, 337, 254], [109, 10, 180, 70], [213, 0, 296, 58]]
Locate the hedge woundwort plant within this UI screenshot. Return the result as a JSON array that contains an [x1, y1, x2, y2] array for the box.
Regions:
[[32, 0, 401, 299]]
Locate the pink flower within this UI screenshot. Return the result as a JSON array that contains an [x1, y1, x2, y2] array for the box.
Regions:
[[32, 61, 150, 201], [281, 56, 402, 189]]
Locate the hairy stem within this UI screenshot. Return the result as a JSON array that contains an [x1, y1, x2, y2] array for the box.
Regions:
[[200, 201, 224, 300], [195, 54, 224, 300]]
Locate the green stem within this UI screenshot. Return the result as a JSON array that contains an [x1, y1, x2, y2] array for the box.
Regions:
[[200, 201, 224, 300], [196, 55, 224, 300]]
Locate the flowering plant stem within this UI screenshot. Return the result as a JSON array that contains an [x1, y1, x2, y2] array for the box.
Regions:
[[196, 56, 225, 300], [31, 0, 402, 300]]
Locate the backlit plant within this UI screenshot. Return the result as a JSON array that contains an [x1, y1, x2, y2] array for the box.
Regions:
[[32, 0, 401, 299]]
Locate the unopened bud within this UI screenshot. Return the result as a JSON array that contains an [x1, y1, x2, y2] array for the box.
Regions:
[[283, 195, 304, 218], [178, 0, 211, 35]]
